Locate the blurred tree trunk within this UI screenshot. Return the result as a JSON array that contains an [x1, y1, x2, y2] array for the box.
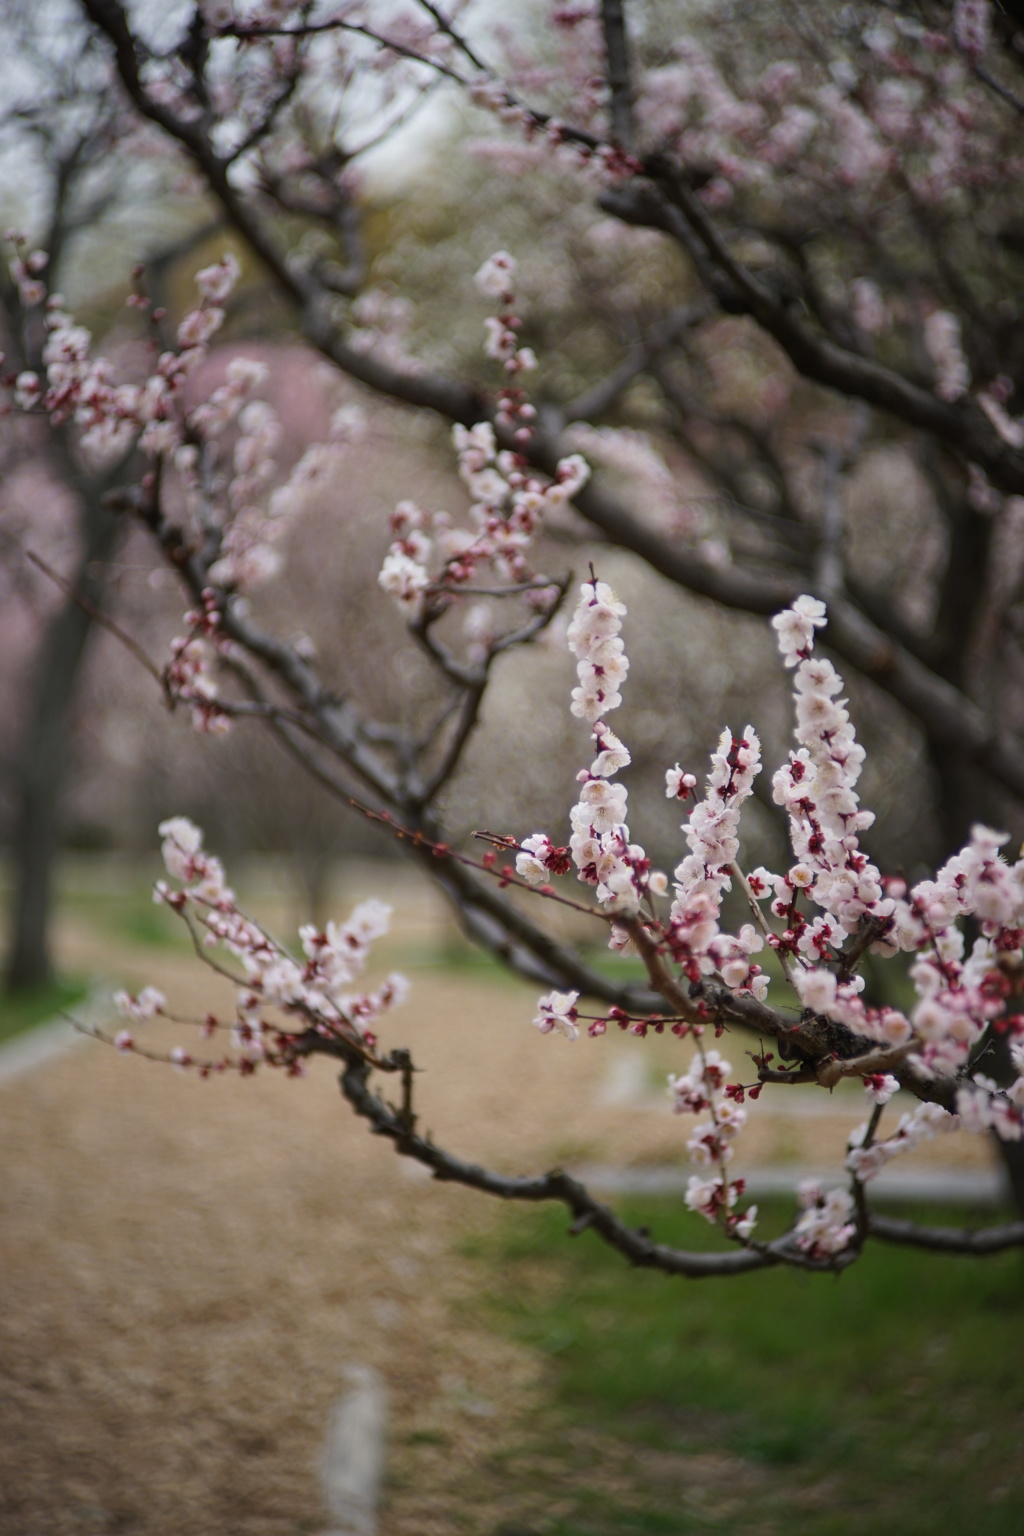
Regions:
[[0, 201, 205, 995], [4, 484, 123, 992]]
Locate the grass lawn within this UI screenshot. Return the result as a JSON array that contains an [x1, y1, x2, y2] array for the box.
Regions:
[[0, 975, 89, 1049], [463, 1198, 1024, 1535]]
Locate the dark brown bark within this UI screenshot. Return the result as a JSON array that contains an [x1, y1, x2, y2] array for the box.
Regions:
[[4, 487, 124, 992]]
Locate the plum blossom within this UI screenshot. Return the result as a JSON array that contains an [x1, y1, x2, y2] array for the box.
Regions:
[[195, 252, 241, 303], [474, 250, 516, 299], [378, 260, 584, 609], [924, 310, 970, 402], [767, 598, 895, 954], [793, 1183, 857, 1258], [177, 306, 225, 350], [515, 834, 571, 884], [14, 372, 42, 409], [117, 820, 409, 1074], [567, 579, 628, 722], [846, 1101, 959, 1180], [953, 0, 991, 57], [518, 580, 1024, 1247], [534, 989, 580, 1039], [114, 987, 166, 1022], [378, 550, 430, 614], [770, 594, 827, 667], [669, 1051, 757, 1235], [667, 725, 762, 984], [166, 615, 228, 736], [665, 765, 697, 801]]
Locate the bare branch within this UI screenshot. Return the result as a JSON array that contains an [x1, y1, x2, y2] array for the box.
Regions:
[[558, 301, 713, 425], [643, 157, 1024, 499], [868, 1212, 1024, 1254], [330, 1048, 857, 1277], [600, 0, 634, 151]]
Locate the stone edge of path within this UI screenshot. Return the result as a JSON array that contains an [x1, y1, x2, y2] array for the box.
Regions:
[[0, 985, 111, 1087], [574, 1161, 1010, 1205], [318, 1365, 388, 1536]]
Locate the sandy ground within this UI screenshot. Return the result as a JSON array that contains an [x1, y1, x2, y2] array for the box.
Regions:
[[0, 862, 998, 1535]]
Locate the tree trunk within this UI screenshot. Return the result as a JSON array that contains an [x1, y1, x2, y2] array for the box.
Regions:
[[4, 490, 123, 992]]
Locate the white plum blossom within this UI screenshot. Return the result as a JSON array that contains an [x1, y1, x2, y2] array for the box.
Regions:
[[519, 579, 1024, 1252], [14, 371, 42, 409], [158, 816, 233, 905], [770, 594, 827, 667], [114, 987, 167, 1022], [515, 833, 570, 885], [924, 309, 970, 402], [378, 550, 430, 613], [567, 579, 629, 722], [667, 725, 762, 985], [669, 1051, 757, 1235], [377, 265, 584, 609], [846, 1101, 960, 1181], [561, 582, 651, 914], [590, 723, 631, 777], [177, 306, 225, 350], [665, 765, 697, 801], [793, 1183, 857, 1258], [768, 598, 895, 964], [533, 990, 580, 1039], [300, 899, 393, 993], [194, 252, 241, 304], [158, 816, 204, 880], [953, 0, 991, 57], [474, 250, 516, 298]]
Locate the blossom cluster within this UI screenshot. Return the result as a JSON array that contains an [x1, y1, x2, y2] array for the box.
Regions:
[[630, 15, 1004, 214], [846, 1099, 960, 1182], [105, 817, 408, 1075], [6, 245, 365, 731], [750, 597, 893, 1021], [923, 310, 970, 403], [377, 420, 586, 617], [519, 579, 654, 921], [10, 254, 244, 463], [791, 1182, 857, 1260], [668, 1050, 758, 1239], [165, 590, 231, 736], [523, 583, 1024, 1256], [378, 254, 589, 622], [667, 725, 765, 992], [464, 7, 1010, 421]]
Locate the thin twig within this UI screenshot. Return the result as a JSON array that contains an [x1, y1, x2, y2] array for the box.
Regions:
[[24, 545, 168, 694], [729, 860, 799, 987]]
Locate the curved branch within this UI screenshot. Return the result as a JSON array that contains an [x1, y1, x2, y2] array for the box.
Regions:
[[336, 1050, 802, 1278], [868, 1211, 1024, 1254]]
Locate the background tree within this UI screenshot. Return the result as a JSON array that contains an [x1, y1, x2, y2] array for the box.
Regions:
[[0, 2, 220, 990]]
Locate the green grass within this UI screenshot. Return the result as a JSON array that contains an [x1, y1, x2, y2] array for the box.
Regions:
[[61, 880, 188, 950], [0, 975, 90, 1047], [465, 1198, 1024, 1534]]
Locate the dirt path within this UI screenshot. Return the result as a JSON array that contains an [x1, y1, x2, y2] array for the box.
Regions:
[[0, 864, 995, 1535]]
